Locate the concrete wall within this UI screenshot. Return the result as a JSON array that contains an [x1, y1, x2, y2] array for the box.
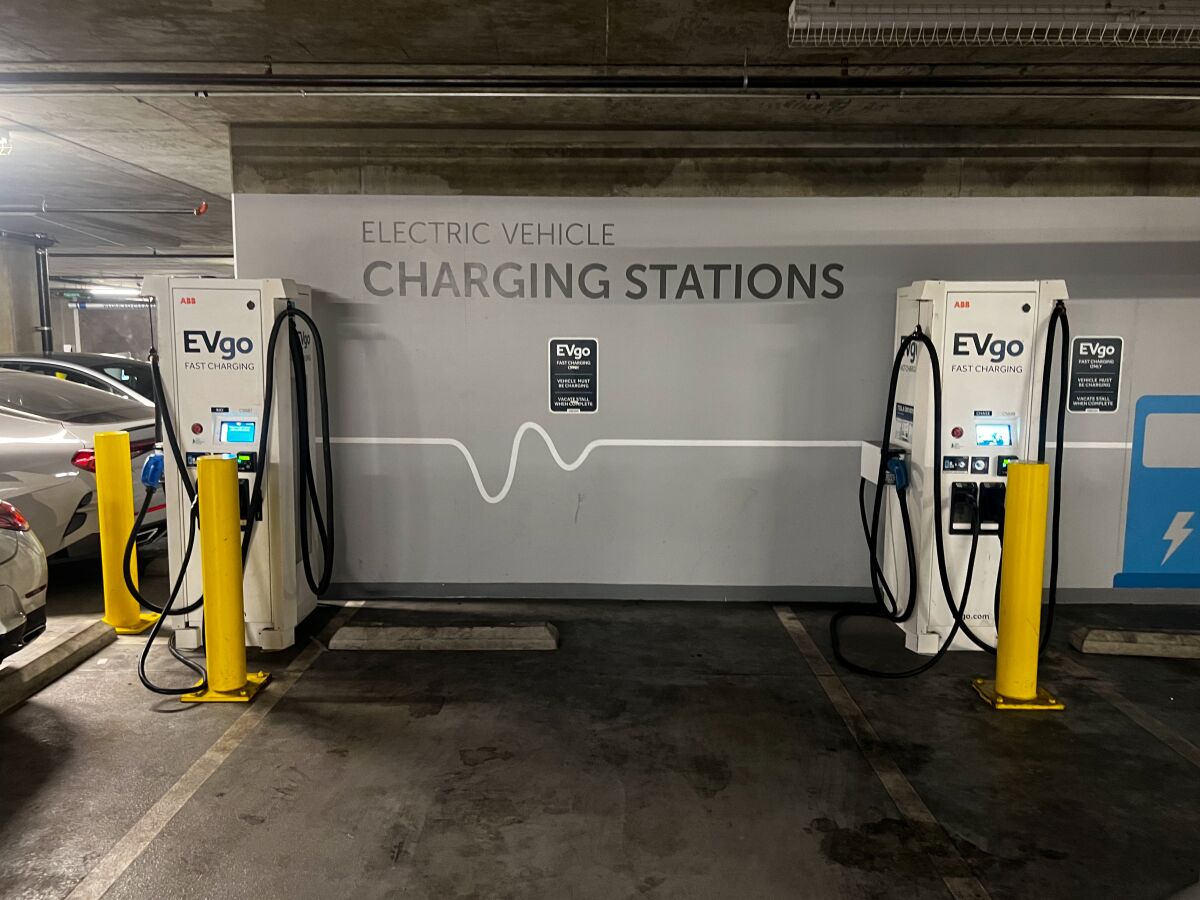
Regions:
[[0, 238, 39, 354]]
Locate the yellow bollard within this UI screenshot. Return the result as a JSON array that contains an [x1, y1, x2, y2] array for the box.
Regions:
[[95, 431, 158, 634], [182, 456, 269, 703], [973, 462, 1064, 710]]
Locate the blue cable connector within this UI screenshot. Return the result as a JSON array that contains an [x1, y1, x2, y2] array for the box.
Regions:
[[886, 455, 909, 491], [140, 451, 165, 490]]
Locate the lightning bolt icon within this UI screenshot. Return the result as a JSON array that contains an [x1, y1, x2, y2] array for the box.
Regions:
[[1162, 511, 1195, 565]]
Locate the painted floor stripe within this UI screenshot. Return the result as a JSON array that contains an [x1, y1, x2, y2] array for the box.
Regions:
[[773, 605, 991, 900], [1052, 652, 1200, 770], [65, 602, 364, 900]]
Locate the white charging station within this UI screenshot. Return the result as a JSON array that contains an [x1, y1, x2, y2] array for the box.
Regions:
[[144, 276, 317, 650], [864, 279, 1068, 654]]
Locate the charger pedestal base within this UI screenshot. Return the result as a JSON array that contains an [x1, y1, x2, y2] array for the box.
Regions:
[[108, 612, 159, 635], [972, 677, 1064, 711], [181, 671, 270, 704]]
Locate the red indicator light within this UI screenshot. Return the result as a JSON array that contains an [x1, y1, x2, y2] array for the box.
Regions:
[[951, 426, 964, 439], [191, 422, 204, 435]]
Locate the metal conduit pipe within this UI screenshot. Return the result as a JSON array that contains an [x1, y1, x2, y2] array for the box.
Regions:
[[49, 252, 232, 260], [0, 202, 209, 216], [2, 71, 1200, 95], [33, 243, 53, 355]]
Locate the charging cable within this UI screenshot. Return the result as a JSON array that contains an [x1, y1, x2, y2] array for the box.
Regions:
[[831, 327, 985, 678]]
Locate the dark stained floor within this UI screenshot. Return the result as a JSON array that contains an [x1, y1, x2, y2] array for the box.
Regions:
[[1, 570, 1197, 900]]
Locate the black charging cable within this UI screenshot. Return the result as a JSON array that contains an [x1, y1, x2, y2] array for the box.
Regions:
[[118, 346, 209, 695], [857, 476, 916, 621], [241, 302, 335, 596], [1036, 299, 1070, 651], [831, 328, 984, 678]]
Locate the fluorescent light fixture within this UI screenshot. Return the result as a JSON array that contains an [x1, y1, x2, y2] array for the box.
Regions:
[[0, 130, 10, 156], [67, 300, 152, 310], [788, 1, 1200, 48], [87, 285, 141, 297]]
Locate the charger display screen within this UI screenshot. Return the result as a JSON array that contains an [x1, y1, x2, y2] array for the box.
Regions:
[[220, 420, 256, 444], [976, 423, 1013, 447]]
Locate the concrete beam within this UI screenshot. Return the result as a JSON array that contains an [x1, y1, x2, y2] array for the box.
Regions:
[[231, 123, 1200, 198], [233, 148, 1200, 198]]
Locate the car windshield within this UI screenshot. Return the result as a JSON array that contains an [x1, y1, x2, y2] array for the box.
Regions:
[[93, 359, 155, 401], [0, 370, 148, 424]]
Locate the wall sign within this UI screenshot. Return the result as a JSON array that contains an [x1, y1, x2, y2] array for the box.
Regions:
[[549, 337, 598, 413], [1069, 335, 1123, 413], [1114, 394, 1200, 588]]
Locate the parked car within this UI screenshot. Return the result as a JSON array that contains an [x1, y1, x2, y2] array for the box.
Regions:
[[0, 371, 164, 559], [0, 499, 48, 663], [0, 353, 155, 408]]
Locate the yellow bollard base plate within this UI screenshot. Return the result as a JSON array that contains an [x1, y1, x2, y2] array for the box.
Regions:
[[972, 678, 1064, 711], [107, 612, 159, 635], [181, 671, 271, 704]]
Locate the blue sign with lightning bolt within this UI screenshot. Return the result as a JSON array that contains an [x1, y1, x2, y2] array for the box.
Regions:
[[1115, 395, 1200, 588]]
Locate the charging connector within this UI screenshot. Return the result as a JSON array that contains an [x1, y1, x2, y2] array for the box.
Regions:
[[886, 454, 909, 490], [140, 451, 164, 490]]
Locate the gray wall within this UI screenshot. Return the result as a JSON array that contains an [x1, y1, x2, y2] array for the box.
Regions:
[[233, 195, 1200, 598], [0, 238, 39, 354]]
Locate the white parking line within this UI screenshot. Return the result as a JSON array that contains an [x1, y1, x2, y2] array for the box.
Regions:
[[65, 601, 363, 900], [773, 605, 991, 900]]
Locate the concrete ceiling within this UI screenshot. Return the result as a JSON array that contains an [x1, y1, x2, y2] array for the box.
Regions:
[[1, 1, 1199, 276]]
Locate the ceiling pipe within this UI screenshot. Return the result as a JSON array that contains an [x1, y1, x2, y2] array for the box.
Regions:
[[0, 228, 58, 247], [49, 251, 232, 259], [1, 71, 1200, 95], [33, 242, 55, 355], [51, 272, 223, 281], [0, 201, 209, 217]]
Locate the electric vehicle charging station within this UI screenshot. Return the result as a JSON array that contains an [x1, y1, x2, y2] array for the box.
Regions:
[[860, 280, 1068, 656], [143, 276, 320, 651]]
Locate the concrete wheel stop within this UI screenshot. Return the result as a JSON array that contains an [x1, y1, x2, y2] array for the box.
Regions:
[[0, 620, 116, 715], [329, 622, 560, 651]]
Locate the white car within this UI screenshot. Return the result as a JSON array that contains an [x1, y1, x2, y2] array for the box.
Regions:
[[0, 371, 164, 559], [0, 353, 155, 408], [0, 499, 48, 663]]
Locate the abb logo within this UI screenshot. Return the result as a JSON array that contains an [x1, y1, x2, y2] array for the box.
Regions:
[[179, 296, 197, 305], [954, 300, 971, 308]]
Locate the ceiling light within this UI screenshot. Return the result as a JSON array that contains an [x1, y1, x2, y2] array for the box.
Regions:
[[788, 2, 1200, 48], [0, 130, 11, 156], [87, 285, 141, 297]]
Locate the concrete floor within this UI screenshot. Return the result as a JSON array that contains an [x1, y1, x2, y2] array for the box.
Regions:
[[1, 567, 1197, 900]]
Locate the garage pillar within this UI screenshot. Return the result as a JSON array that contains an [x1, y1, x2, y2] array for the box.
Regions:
[[0, 235, 41, 354]]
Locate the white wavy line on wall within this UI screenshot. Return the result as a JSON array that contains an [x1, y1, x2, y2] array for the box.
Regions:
[[330, 421, 860, 504], [328, 424, 1133, 504]]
